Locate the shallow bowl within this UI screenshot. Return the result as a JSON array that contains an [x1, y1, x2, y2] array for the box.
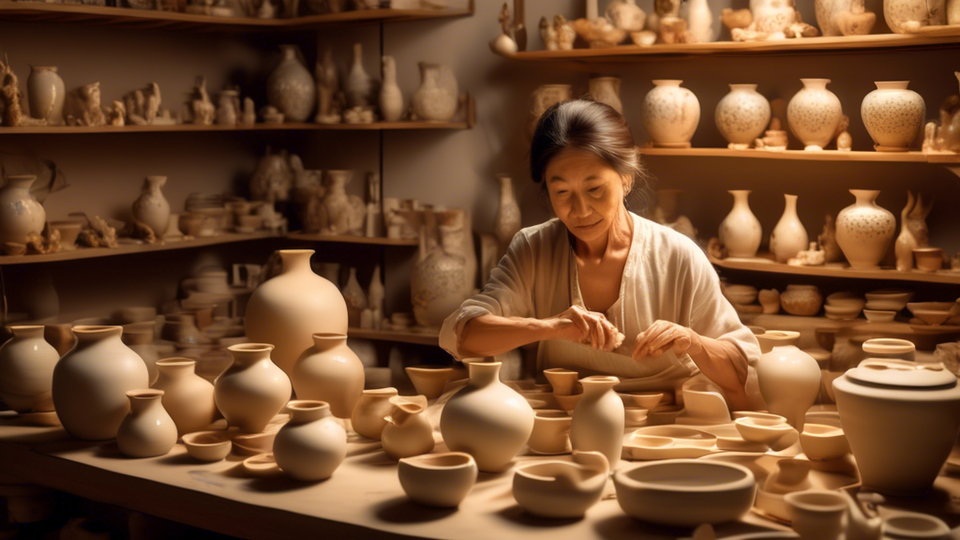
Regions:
[[398, 452, 478, 508], [734, 416, 793, 444], [865, 289, 913, 309], [863, 309, 897, 323], [799, 423, 850, 461], [723, 285, 758, 306], [912, 309, 952, 326], [824, 303, 862, 320], [618, 391, 664, 409], [182, 431, 232, 462]]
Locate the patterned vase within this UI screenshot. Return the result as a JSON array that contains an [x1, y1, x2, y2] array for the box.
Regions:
[[715, 84, 771, 149], [835, 189, 896, 269], [787, 79, 843, 151], [861, 81, 925, 151]]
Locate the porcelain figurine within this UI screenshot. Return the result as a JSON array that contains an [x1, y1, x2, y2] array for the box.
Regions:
[[513, 451, 609, 519], [770, 194, 809, 263], [861, 81, 925, 151], [659, 15, 692, 44], [351, 387, 398, 440], [398, 453, 478, 508], [381, 397, 435, 459], [836, 189, 896, 269], [131, 176, 170, 238], [214, 343, 292, 433], [652, 189, 697, 241], [836, 114, 853, 151], [27, 66, 64, 125], [686, 0, 716, 42], [267, 45, 316, 123], [894, 192, 932, 272], [571, 375, 624, 468], [789, 242, 826, 266], [816, 215, 842, 263], [641, 80, 700, 148], [0, 175, 46, 245], [492, 3, 519, 54], [758, 345, 820, 429], [292, 333, 364, 419], [715, 84, 771, 149], [345, 43, 375, 110], [379, 56, 404, 122], [216, 90, 238, 126], [187, 77, 215, 125], [538, 15, 574, 51], [572, 17, 627, 48], [116, 390, 178, 458], [314, 46, 341, 124], [719, 190, 762, 258], [606, 0, 646, 34], [0, 56, 24, 127], [494, 175, 521, 258], [273, 400, 347, 481], [788, 79, 843, 151], [64, 82, 105, 127], [0, 326, 58, 413], [152, 359, 217, 437], [411, 62, 458, 122], [529, 84, 572, 138], [318, 170, 365, 235], [884, 0, 946, 33], [834, 0, 877, 35]]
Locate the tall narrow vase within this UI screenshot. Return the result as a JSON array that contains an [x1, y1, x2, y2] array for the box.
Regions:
[[787, 79, 843, 151], [0, 325, 58, 413], [687, 0, 716, 42], [0, 175, 46, 245], [494, 175, 521, 258], [27, 66, 65, 125], [379, 56, 404, 122], [132, 175, 171, 237], [291, 333, 364, 419], [770, 194, 809, 263], [571, 376, 624, 468], [719, 190, 762, 259], [835, 189, 896, 269], [116, 389, 178, 458], [214, 343, 292, 434]]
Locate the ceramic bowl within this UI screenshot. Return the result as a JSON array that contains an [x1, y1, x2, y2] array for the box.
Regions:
[[912, 309, 952, 326], [861, 338, 915, 361], [529, 410, 572, 455], [624, 407, 649, 427], [756, 330, 801, 354], [906, 302, 956, 316], [398, 452, 478, 508], [182, 431, 232, 462], [614, 459, 757, 526], [513, 454, 608, 519], [784, 490, 848, 539], [863, 309, 897, 323], [723, 285, 759, 306], [735, 416, 793, 444], [632, 425, 717, 448], [405, 367, 462, 399], [865, 289, 914, 308], [882, 511, 950, 539], [49, 220, 83, 248], [824, 303, 862, 320], [554, 393, 582, 412], [799, 423, 850, 461], [242, 453, 280, 477], [618, 391, 664, 409], [913, 247, 944, 272], [825, 296, 865, 312], [543, 367, 579, 396]]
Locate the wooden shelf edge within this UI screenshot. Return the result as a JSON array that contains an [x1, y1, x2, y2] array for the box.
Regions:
[[287, 232, 418, 246], [638, 147, 960, 164], [348, 327, 440, 346], [709, 254, 960, 285], [0, 120, 471, 134]]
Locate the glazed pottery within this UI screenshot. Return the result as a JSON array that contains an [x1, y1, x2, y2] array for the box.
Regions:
[[346, 43, 374, 109], [379, 56, 404, 122], [27, 66, 65, 124], [245, 249, 348, 378], [836, 190, 896, 269], [833, 359, 960, 494], [687, 0, 716, 42], [529, 409, 572, 455], [398, 452, 478, 508], [715, 84, 771, 149], [588, 77, 623, 114], [770, 194, 809, 263], [787, 79, 843, 151], [861, 82, 925, 151], [439, 361, 534, 472], [292, 333, 363, 419], [719, 190, 762, 258], [785, 490, 848, 540], [214, 343, 292, 434], [411, 62, 458, 122], [529, 84, 572, 137], [799, 423, 850, 461], [0, 175, 46, 245], [913, 247, 943, 272], [273, 400, 347, 481], [816, 0, 854, 35], [116, 389, 177, 458], [405, 367, 461, 399], [182, 431, 232, 462], [571, 375, 623, 468], [351, 387, 397, 440], [513, 451, 609, 519], [381, 397, 435, 459], [494, 175, 521, 257], [757, 346, 820, 430], [152, 358, 217, 437], [266, 45, 316, 123], [614, 460, 757, 526], [884, 0, 946, 33], [132, 175, 171, 237], [0, 325, 58, 413], [781, 284, 823, 316], [640, 80, 700, 148], [52, 326, 149, 440], [543, 367, 578, 396]]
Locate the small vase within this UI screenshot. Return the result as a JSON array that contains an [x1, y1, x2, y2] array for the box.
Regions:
[[719, 190, 762, 258], [686, 0, 716, 42], [528, 84, 573, 137], [214, 343, 292, 434], [320, 170, 363, 235], [412, 62, 458, 122], [410, 210, 471, 328], [494, 175, 521, 257], [895, 191, 931, 272], [379, 56, 404, 122], [640, 80, 700, 148], [588, 77, 623, 114], [117, 390, 178, 458], [715, 84, 771, 149], [27, 66, 65, 125], [770, 194, 809, 263], [267, 44, 316, 123], [0, 325, 58, 413], [571, 376, 624, 468], [351, 387, 398, 440], [152, 358, 217, 437], [757, 346, 820, 430], [346, 42, 374, 109], [884, 0, 946, 33], [382, 398, 435, 460], [292, 333, 364, 419], [132, 175, 171, 237], [0, 175, 46, 245], [861, 81, 925, 152], [835, 189, 896, 269], [816, 0, 854, 35], [342, 268, 367, 328], [273, 400, 347, 481], [787, 79, 843, 151], [367, 265, 385, 321]]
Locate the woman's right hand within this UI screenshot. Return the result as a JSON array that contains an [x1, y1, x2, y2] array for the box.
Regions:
[[549, 305, 623, 352]]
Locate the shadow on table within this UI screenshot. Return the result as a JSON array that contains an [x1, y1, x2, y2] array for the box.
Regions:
[[374, 496, 457, 523], [353, 451, 397, 468], [493, 505, 583, 528], [156, 452, 200, 466], [245, 474, 326, 493], [592, 514, 695, 540]]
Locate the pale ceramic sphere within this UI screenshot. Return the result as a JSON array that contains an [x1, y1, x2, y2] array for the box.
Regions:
[[715, 84, 771, 149]]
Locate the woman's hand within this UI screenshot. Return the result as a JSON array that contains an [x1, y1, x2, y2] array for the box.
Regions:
[[551, 305, 624, 352], [632, 320, 703, 361]]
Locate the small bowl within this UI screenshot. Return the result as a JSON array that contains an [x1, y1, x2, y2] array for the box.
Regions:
[[912, 309, 953, 326], [734, 416, 793, 444], [784, 490, 848, 538], [398, 452, 478, 508], [723, 285, 758, 306], [799, 423, 850, 461], [913, 247, 944, 272], [543, 367, 579, 396], [182, 431, 232, 462], [824, 303, 862, 321], [242, 453, 280, 477], [554, 393, 582, 412], [865, 289, 914, 309], [624, 407, 649, 427], [117, 306, 158, 324], [49, 220, 83, 248], [863, 309, 897, 323], [755, 330, 801, 354], [825, 296, 865, 311], [618, 391, 664, 409], [529, 410, 572, 455], [405, 367, 462, 399], [882, 511, 950, 539], [861, 337, 916, 361]]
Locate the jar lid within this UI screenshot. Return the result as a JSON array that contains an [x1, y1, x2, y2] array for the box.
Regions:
[[846, 359, 957, 389]]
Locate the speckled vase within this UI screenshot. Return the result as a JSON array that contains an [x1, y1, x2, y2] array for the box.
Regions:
[[411, 62, 458, 122], [132, 175, 170, 237], [835, 189, 896, 269], [719, 190, 762, 259], [267, 45, 316, 123], [715, 84, 771, 149], [816, 0, 854, 35], [640, 80, 700, 148], [787, 79, 843, 151], [884, 0, 946, 33], [861, 81, 925, 152]]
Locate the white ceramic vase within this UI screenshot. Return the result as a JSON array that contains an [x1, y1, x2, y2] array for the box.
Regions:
[[273, 400, 347, 481], [0, 175, 46, 245], [382, 398, 435, 460], [412, 62, 458, 122], [0, 325, 58, 413], [640, 80, 700, 148], [214, 343, 292, 434], [588, 77, 623, 114], [267, 45, 316, 123], [686, 0, 716, 42], [719, 190, 762, 258], [116, 389, 178, 458], [439, 361, 534, 472], [757, 346, 820, 430], [715, 84, 771, 149], [787, 79, 843, 151], [835, 189, 896, 269], [379, 55, 404, 122], [351, 387, 398, 440], [346, 42, 374, 109], [132, 175, 171, 237], [244, 249, 348, 378], [861, 81, 925, 151], [816, 0, 854, 35], [27, 66, 65, 125], [52, 326, 150, 441], [291, 333, 364, 419], [320, 170, 363, 235], [494, 175, 521, 257], [770, 194, 809, 263], [884, 0, 946, 32], [152, 358, 217, 437], [410, 211, 472, 328], [571, 376, 624, 468]]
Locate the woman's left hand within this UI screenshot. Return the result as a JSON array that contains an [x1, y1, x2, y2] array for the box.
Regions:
[[632, 320, 702, 361]]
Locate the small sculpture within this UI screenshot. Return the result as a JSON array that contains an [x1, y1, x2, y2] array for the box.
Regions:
[[648, 0, 681, 33], [788, 242, 826, 266], [707, 237, 727, 260], [924, 73, 960, 154], [317, 170, 365, 235], [257, 203, 287, 234], [187, 77, 215, 126], [836, 114, 852, 151], [817, 214, 844, 263], [555, 15, 576, 49], [78, 215, 118, 248], [122, 82, 161, 125], [250, 147, 295, 203], [659, 16, 693, 44], [0, 55, 24, 127], [257, 0, 277, 18], [730, 0, 818, 42], [755, 117, 789, 150], [106, 101, 126, 127], [572, 17, 627, 48], [315, 46, 341, 124], [216, 91, 238, 126], [895, 191, 933, 271], [835, 0, 876, 35], [240, 97, 256, 125], [721, 8, 753, 31], [492, 3, 519, 55], [343, 106, 374, 124], [365, 172, 381, 237], [605, 0, 646, 34], [64, 83, 106, 127], [539, 16, 558, 51], [121, 220, 158, 245]]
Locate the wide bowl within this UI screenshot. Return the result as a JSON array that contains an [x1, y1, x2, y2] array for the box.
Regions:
[[865, 289, 913, 309], [398, 452, 478, 508], [735, 416, 793, 444], [861, 338, 915, 361], [513, 458, 607, 518], [405, 367, 462, 399], [723, 285, 759, 306], [825, 296, 865, 311], [614, 459, 756, 526], [824, 303, 863, 321], [906, 302, 955, 317], [618, 391, 664, 409], [799, 423, 850, 461], [913, 247, 944, 272], [863, 309, 897, 323], [912, 309, 952, 326], [182, 431, 232, 462]]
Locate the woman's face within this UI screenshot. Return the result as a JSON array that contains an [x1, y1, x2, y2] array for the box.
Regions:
[[544, 148, 628, 245]]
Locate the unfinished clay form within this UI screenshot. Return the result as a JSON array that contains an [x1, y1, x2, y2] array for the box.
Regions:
[[513, 451, 609, 519], [398, 452, 478, 508], [351, 387, 398, 440], [273, 400, 346, 481], [292, 333, 364, 419]]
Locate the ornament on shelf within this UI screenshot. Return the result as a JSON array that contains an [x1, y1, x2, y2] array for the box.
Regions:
[[368, 265, 384, 330], [131, 175, 171, 238], [187, 77, 215, 126], [267, 45, 316, 123], [494, 174, 521, 258], [730, 0, 818, 42], [770, 194, 808, 263], [365, 172, 382, 238], [64, 82, 106, 127], [240, 97, 256, 125], [260, 105, 284, 124], [686, 0, 716, 43], [894, 191, 933, 271], [648, 0, 681, 33], [884, 0, 946, 33], [716, 84, 771, 150], [787, 78, 843, 152], [380, 56, 404, 122], [837, 114, 853, 151], [121, 82, 162, 126], [572, 17, 627, 48], [27, 66, 65, 125], [0, 56, 24, 127], [343, 106, 375, 124], [788, 242, 826, 266], [216, 89, 239, 126], [924, 74, 960, 153], [315, 46, 342, 125], [411, 62, 458, 123], [105, 101, 126, 127], [316, 170, 365, 235], [605, 0, 646, 34], [492, 3, 519, 55], [721, 8, 753, 32], [754, 117, 789, 150], [540, 15, 576, 51], [250, 146, 295, 203], [346, 43, 377, 110], [343, 267, 367, 327], [411, 209, 473, 328], [834, 0, 877, 35], [817, 214, 844, 263]]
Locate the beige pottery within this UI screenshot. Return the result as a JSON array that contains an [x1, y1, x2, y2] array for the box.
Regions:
[[27, 66, 65, 124], [512, 451, 609, 519], [861, 81, 925, 151], [398, 452, 478, 508], [719, 190, 762, 258], [0, 325, 58, 412], [351, 387, 398, 440], [273, 400, 346, 481], [214, 343, 291, 434], [785, 490, 848, 540], [640, 80, 700, 147], [411, 62, 458, 122], [835, 189, 896, 269], [787, 79, 843, 151], [292, 333, 364, 419], [116, 389, 177, 458], [529, 409, 572, 455], [571, 375, 624, 468], [0, 175, 46, 245], [152, 358, 217, 437], [588, 77, 623, 114], [715, 84, 771, 149], [770, 194, 809, 263], [381, 398, 435, 460], [132, 175, 171, 237], [758, 346, 820, 430], [266, 45, 316, 123], [494, 175, 521, 257]]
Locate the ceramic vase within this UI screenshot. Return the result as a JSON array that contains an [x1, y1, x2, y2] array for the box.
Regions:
[[757, 346, 820, 430], [116, 390, 177, 458], [273, 400, 347, 481], [382, 398, 435, 460], [292, 333, 364, 419], [152, 359, 217, 437], [27, 66, 65, 125], [214, 343, 292, 434], [640, 80, 700, 148], [494, 175, 521, 257], [687, 0, 716, 42], [439, 361, 534, 472], [861, 81, 925, 151], [528, 84, 572, 137], [351, 387, 398, 440], [320, 170, 363, 235], [412, 62, 458, 122], [787, 79, 843, 151], [715, 84, 771, 149], [52, 326, 150, 441], [835, 189, 896, 269], [379, 55, 404, 122], [719, 190, 762, 258], [0, 325, 58, 413], [132, 175, 171, 237], [0, 175, 46, 245], [816, 0, 854, 35], [410, 211, 472, 328], [770, 194, 809, 263], [884, 0, 946, 33], [267, 45, 316, 123], [571, 376, 624, 468], [346, 42, 374, 109], [342, 268, 367, 327], [588, 77, 623, 114], [245, 249, 348, 377]]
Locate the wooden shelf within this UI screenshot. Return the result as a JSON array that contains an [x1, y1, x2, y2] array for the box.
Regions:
[[0, 118, 473, 135], [710, 254, 960, 285], [638, 147, 960, 163], [287, 232, 418, 246], [348, 326, 439, 346]]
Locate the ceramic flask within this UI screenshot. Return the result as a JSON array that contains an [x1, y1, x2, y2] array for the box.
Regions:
[[439, 361, 534, 472], [835, 189, 896, 269], [494, 175, 521, 258], [757, 346, 821, 430], [116, 389, 178, 458], [381, 398, 435, 460], [0, 175, 46, 245], [351, 387, 398, 440], [26, 66, 65, 125], [571, 375, 624, 468], [640, 80, 701, 148], [292, 333, 364, 419], [411, 62, 458, 122], [787, 79, 843, 151], [719, 190, 762, 258], [273, 400, 347, 481], [379, 56, 404, 122], [770, 194, 809, 263], [132, 175, 171, 237], [266, 44, 316, 123], [715, 84, 771, 149], [0, 325, 58, 413], [52, 326, 150, 440], [152, 358, 217, 437], [214, 343, 292, 434], [861, 81, 925, 151]]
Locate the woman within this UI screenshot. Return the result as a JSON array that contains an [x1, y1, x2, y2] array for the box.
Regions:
[[439, 99, 760, 410]]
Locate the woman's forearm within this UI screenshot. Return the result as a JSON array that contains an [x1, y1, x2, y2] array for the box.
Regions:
[[457, 314, 559, 358], [686, 333, 751, 410]]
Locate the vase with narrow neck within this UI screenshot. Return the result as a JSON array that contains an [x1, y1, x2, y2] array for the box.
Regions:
[[640, 80, 701, 148], [412, 210, 473, 328], [494, 175, 520, 258], [245, 249, 348, 378], [342, 268, 366, 327], [132, 175, 170, 237], [719, 190, 762, 258], [687, 0, 716, 43], [152, 359, 217, 437], [787, 79, 843, 151], [346, 42, 373, 109], [351, 387, 398, 440], [267, 45, 316, 123], [0, 325, 58, 413], [27, 66, 65, 125], [116, 390, 177, 458], [757, 346, 820, 430], [861, 81, 925, 152], [214, 343, 292, 434], [770, 194, 809, 263], [571, 376, 624, 468], [835, 189, 896, 269], [368, 265, 384, 316], [292, 333, 364, 419], [0, 175, 46, 245], [273, 400, 347, 481], [885, 0, 946, 33], [379, 55, 403, 122], [52, 326, 149, 440], [412, 62, 458, 122], [895, 191, 931, 272], [715, 84, 770, 149], [382, 399, 435, 460], [440, 361, 534, 472], [588, 77, 623, 114]]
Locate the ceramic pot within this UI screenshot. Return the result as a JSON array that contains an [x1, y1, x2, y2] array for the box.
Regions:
[[571, 375, 624, 468], [884, 0, 946, 32], [273, 400, 347, 481], [787, 79, 843, 151], [439, 361, 535, 472], [152, 358, 217, 437], [0, 325, 58, 413], [27, 66, 65, 124], [588, 77, 623, 114], [719, 190, 762, 258], [411, 212, 471, 328], [715, 84, 771, 149], [214, 343, 292, 434], [0, 175, 46, 245], [862, 338, 915, 361], [494, 175, 521, 257], [116, 390, 178, 458], [528, 84, 572, 137], [292, 333, 364, 419], [785, 490, 848, 540], [757, 346, 820, 430], [529, 409, 573, 455], [780, 284, 824, 316], [770, 194, 809, 263], [132, 175, 171, 237], [398, 453, 478, 508], [245, 249, 348, 378], [346, 42, 373, 109], [379, 56, 404, 122], [351, 387, 398, 440], [816, 0, 854, 35], [342, 268, 366, 327], [266, 45, 316, 123], [834, 359, 960, 494], [640, 80, 700, 148], [861, 81, 925, 151], [687, 0, 716, 42], [835, 189, 896, 269], [381, 398, 435, 460], [513, 451, 609, 519], [412, 62, 458, 122], [52, 326, 149, 440]]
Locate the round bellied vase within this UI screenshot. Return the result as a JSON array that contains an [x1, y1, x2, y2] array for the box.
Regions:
[[640, 80, 700, 148], [884, 0, 946, 33], [787, 79, 843, 151], [266, 45, 316, 123], [291, 333, 364, 419], [214, 343, 292, 434], [835, 189, 896, 269], [0, 325, 59, 413], [757, 346, 821, 430], [411, 62, 458, 122], [715, 84, 771, 149], [26, 66, 65, 125], [0, 175, 46, 245], [132, 175, 171, 237], [152, 358, 217, 437], [116, 390, 178, 458], [273, 400, 347, 481], [861, 81, 925, 152]]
